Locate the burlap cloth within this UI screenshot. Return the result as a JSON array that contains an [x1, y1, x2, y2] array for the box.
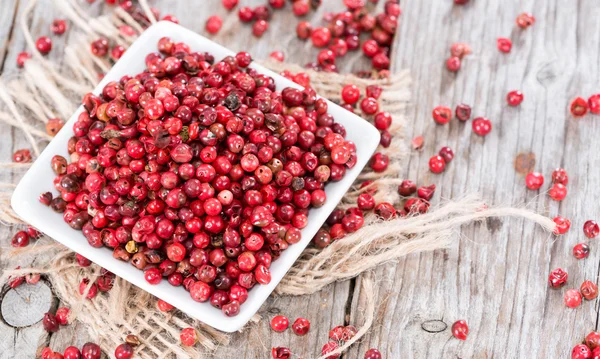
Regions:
[[0, 1, 556, 358]]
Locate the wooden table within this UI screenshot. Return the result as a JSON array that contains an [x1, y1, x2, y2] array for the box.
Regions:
[[1, 0, 598, 357]]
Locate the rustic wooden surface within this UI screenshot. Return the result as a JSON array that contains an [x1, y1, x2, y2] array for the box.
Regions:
[[1, 0, 599, 358]]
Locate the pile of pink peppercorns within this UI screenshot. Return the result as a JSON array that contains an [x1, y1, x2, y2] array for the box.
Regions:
[[210, 0, 400, 74], [39, 33, 360, 318]]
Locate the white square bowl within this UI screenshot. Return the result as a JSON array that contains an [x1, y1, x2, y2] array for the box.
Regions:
[[11, 21, 381, 333]]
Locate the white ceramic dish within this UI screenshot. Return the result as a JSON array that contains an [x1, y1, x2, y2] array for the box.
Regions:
[[11, 21, 380, 333]]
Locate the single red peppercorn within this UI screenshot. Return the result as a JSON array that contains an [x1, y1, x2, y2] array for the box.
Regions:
[[584, 220, 599, 238], [11, 231, 30, 247], [222, 0, 239, 10], [55, 307, 70, 325], [446, 56, 461, 72], [497, 37, 512, 53], [341, 84, 361, 105], [588, 94, 600, 114], [16, 51, 32, 67], [398, 180, 417, 196], [357, 193, 375, 210], [43, 312, 59, 332], [451, 320, 468, 340], [291, 317, 310, 336], [205, 16, 223, 34], [438, 146, 454, 163], [81, 343, 102, 359], [548, 268, 568, 288], [572, 344, 592, 359], [573, 243, 590, 259], [549, 183, 567, 201], [272, 347, 291, 359], [581, 281, 599, 301], [472, 117, 492, 136], [270, 315, 289, 332], [311, 27, 332, 47], [269, 51, 284, 62], [36, 36, 53, 54], [432, 106, 452, 125], [252, 19, 269, 37], [364, 348, 382, 359], [455, 104, 472, 121], [238, 6, 254, 22], [321, 341, 340, 358], [506, 90, 524, 106], [51, 19, 67, 35], [114, 343, 133, 359], [525, 172, 544, 190], [144, 267, 162, 285], [428, 155, 446, 174], [63, 346, 81, 359], [516, 13, 535, 29], [360, 97, 379, 115], [551, 168, 568, 185], [180, 327, 198, 346], [553, 216, 571, 235], [564, 288, 582, 308], [571, 97, 589, 117], [157, 299, 174, 312]]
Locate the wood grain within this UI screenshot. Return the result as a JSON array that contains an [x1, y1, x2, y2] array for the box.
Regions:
[[2, 0, 600, 358]]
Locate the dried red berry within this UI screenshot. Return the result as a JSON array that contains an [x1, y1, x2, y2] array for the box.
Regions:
[[11, 231, 30, 247], [270, 315, 289, 332], [564, 288, 582, 308], [272, 347, 291, 359], [548, 268, 568, 288], [581, 281, 599, 301], [516, 13, 535, 29], [364, 349, 382, 359], [51, 19, 67, 35], [588, 94, 600, 114], [81, 343, 101, 359], [525, 172, 544, 190], [206, 15, 223, 34], [43, 312, 59, 332], [114, 343, 134, 359], [291, 317, 310, 336], [398, 180, 417, 196], [572, 344, 592, 359], [417, 184, 436, 200], [16, 52, 32, 67], [451, 320, 468, 340], [321, 341, 340, 359], [446, 56, 461, 72], [180, 327, 198, 346], [571, 97, 589, 117], [438, 146, 454, 163], [432, 106, 452, 125], [55, 307, 70, 325], [222, 0, 239, 10], [549, 183, 567, 201], [573, 243, 590, 259], [506, 90, 523, 106], [553, 216, 571, 235], [497, 38, 512, 53], [551, 168, 568, 185], [455, 104, 472, 121], [584, 220, 599, 238], [341, 84, 361, 105], [472, 117, 492, 136], [428, 155, 446, 174], [36, 36, 52, 54]]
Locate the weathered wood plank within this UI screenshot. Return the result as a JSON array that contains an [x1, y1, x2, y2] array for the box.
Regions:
[[349, 0, 600, 358]]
